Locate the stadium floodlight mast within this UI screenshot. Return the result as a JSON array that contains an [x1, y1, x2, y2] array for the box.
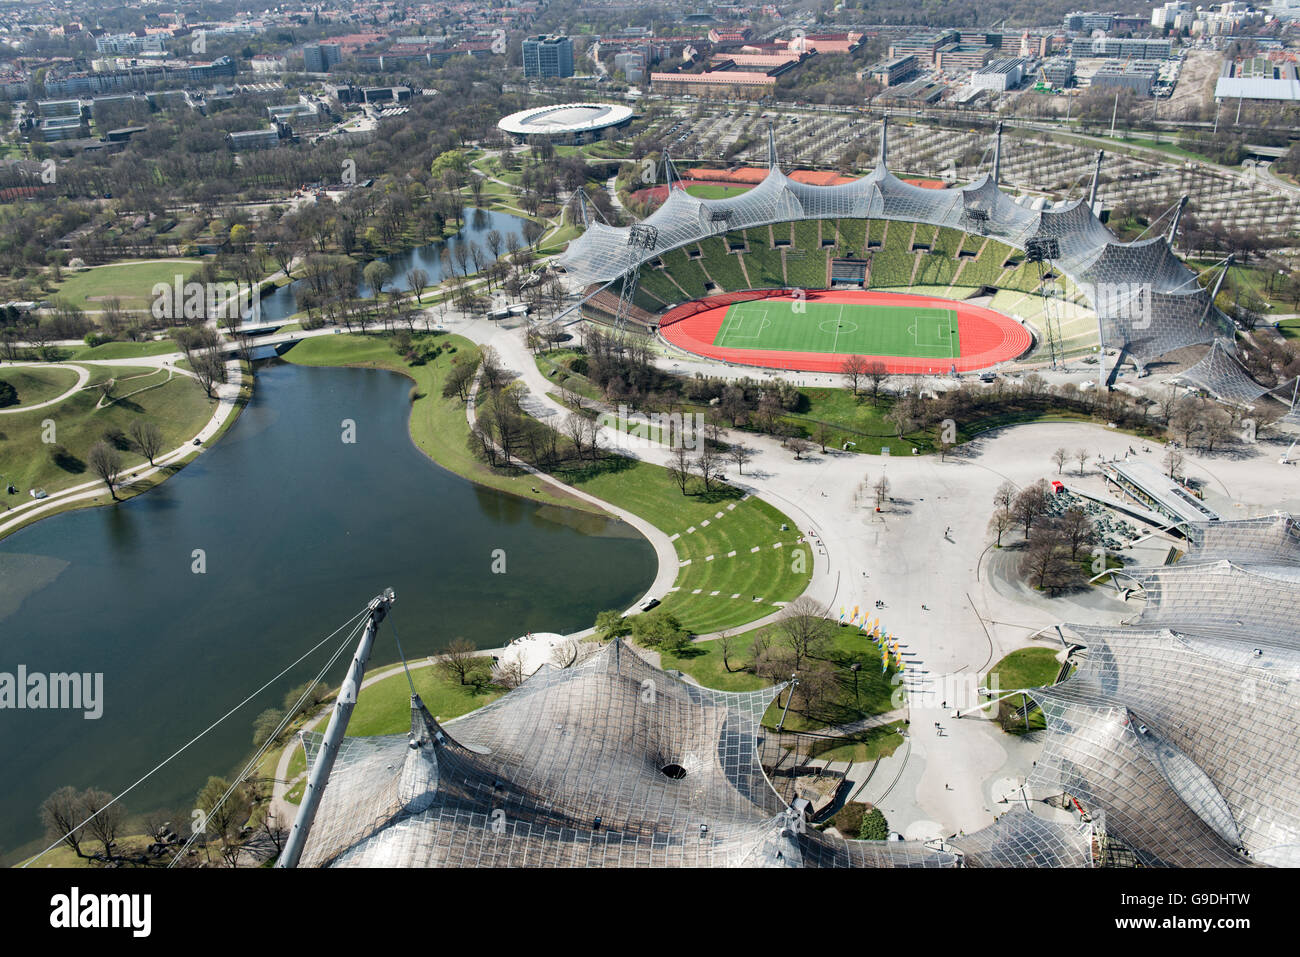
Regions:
[[278, 588, 395, 868], [1025, 238, 1065, 371], [613, 225, 659, 333]]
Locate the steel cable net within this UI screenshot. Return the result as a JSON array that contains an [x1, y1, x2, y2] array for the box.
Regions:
[[950, 806, 1094, 868], [296, 640, 955, 867], [558, 128, 1247, 370], [1024, 517, 1300, 866], [1176, 338, 1274, 406]]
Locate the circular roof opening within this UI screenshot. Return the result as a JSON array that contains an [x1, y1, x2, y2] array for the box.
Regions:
[[660, 763, 687, 779], [498, 102, 633, 138]]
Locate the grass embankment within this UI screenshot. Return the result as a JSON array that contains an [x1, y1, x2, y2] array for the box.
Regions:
[[985, 646, 1064, 734], [564, 459, 812, 634], [69, 340, 181, 360], [0, 365, 80, 407], [0, 364, 214, 499]]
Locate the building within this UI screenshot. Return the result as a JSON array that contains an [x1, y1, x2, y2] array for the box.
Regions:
[[1215, 58, 1300, 102], [971, 58, 1028, 92], [1091, 59, 1162, 96], [251, 54, 287, 73], [95, 33, 166, 55], [1040, 57, 1077, 88], [934, 43, 995, 72], [1071, 37, 1173, 60], [889, 30, 960, 66], [267, 97, 323, 129], [649, 70, 776, 97], [1063, 11, 1117, 33], [498, 102, 635, 144], [613, 51, 646, 83], [303, 43, 342, 73], [1151, 1, 1191, 28], [867, 54, 920, 87], [228, 127, 281, 150], [522, 35, 574, 78]]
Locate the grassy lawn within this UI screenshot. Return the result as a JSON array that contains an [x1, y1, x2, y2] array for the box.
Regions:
[[0, 365, 80, 407], [17, 833, 163, 869], [565, 458, 812, 634], [52, 259, 204, 311], [807, 720, 906, 763], [657, 620, 900, 729], [1277, 318, 1300, 341], [347, 662, 504, 736], [69, 339, 180, 360], [282, 333, 607, 517], [0, 365, 214, 499], [685, 183, 754, 199], [986, 646, 1064, 734]]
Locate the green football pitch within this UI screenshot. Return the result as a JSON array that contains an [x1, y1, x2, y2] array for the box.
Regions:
[[713, 300, 960, 359]]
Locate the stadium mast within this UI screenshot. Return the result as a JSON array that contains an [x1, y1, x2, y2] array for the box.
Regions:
[[767, 123, 779, 170], [1088, 150, 1104, 210], [878, 113, 888, 168], [278, 589, 395, 868], [992, 121, 1003, 185], [1167, 195, 1188, 248]]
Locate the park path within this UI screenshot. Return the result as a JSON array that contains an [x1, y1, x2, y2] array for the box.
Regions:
[[0, 362, 90, 414]]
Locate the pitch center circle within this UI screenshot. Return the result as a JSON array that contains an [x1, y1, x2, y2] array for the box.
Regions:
[[818, 318, 858, 335]]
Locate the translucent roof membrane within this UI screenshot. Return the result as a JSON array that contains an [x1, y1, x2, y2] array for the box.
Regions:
[[297, 640, 956, 868], [1029, 516, 1300, 867]]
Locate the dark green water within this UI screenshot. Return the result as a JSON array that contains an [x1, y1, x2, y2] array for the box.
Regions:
[[0, 362, 656, 860]]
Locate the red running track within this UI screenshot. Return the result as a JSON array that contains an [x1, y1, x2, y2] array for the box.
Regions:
[[658, 289, 1033, 375]]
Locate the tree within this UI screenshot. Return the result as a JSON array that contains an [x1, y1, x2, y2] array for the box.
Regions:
[[873, 475, 890, 510], [1012, 479, 1051, 540], [252, 707, 286, 747], [772, 596, 832, 671], [718, 632, 739, 673], [987, 506, 1014, 547], [79, 788, 124, 859], [436, 637, 480, 685], [1163, 446, 1184, 480], [629, 610, 690, 654], [195, 776, 251, 867], [128, 420, 164, 466], [727, 442, 754, 475], [864, 360, 891, 404], [813, 420, 833, 453], [40, 786, 88, 859], [1057, 506, 1098, 559], [1052, 447, 1069, 474], [841, 354, 868, 396], [594, 609, 631, 641], [788, 436, 812, 460], [363, 260, 394, 300], [667, 443, 692, 495], [87, 440, 124, 500], [859, 807, 889, 841], [1074, 448, 1090, 476], [406, 267, 429, 304]]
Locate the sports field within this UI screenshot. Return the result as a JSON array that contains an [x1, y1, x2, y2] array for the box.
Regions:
[[715, 299, 959, 361], [659, 289, 1033, 374]]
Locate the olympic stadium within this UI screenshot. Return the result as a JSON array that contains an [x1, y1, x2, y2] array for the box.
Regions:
[[558, 119, 1272, 406]]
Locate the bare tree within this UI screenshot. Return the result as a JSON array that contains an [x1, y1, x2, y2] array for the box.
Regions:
[[667, 443, 692, 495], [129, 420, 165, 466], [873, 475, 891, 509], [87, 441, 124, 500], [437, 637, 481, 686], [788, 436, 812, 460], [987, 506, 1015, 547], [79, 788, 124, 859], [727, 442, 754, 475], [718, 632, 739, 673], [864, 360, 891, 404], [772, 596, 832, 671], [1012, 479, 1051, 540], [1163, 447, 1184, 480], [40, 786, 88, 859], [406, 267, 429, 304], [1074, 448, 1090, 476], [841, 354, 868, 396], [1052, 447, 1069, 474]]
